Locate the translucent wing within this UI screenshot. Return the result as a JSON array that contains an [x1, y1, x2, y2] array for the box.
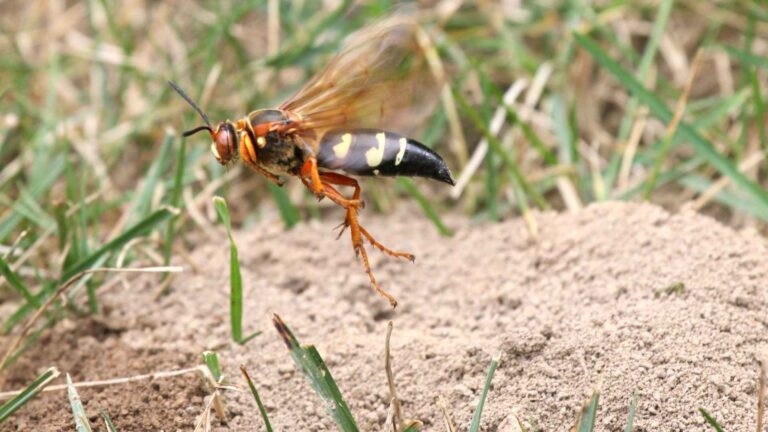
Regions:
[[280, 16, 440, 141]]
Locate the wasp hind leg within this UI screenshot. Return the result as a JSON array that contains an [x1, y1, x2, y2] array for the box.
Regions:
[[318, 172, 415, 262], [299, 159, 411, 307]]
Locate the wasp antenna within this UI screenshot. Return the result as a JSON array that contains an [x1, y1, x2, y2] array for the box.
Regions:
[[168, 80, 212, 127], [182, 125, 213, 137]]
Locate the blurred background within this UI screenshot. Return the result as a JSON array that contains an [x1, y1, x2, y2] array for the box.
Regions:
[[0, 0, 767, 287]]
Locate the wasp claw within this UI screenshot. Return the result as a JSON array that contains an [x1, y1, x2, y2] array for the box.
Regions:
[[334, 221, 349, 239]]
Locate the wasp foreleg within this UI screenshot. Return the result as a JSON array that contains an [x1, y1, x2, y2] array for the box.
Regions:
[[239, 137, 285, 186], [244, 160, 284, 186]]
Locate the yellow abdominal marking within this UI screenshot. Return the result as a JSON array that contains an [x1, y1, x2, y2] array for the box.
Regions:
[[365, 133, 387, 167], [256, 136, 267, 148], [395, 137, 407, 166], [333, 133, 353, 158], [210, 142, 220, 159]]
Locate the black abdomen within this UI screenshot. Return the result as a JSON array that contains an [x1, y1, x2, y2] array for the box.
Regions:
[[316, 129, 454, 185]]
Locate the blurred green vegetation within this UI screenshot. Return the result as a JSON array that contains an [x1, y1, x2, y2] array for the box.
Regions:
[[0, 0, 766, 399]]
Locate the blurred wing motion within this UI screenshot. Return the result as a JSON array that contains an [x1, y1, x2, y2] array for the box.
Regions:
[[281, 16, 441, 139]]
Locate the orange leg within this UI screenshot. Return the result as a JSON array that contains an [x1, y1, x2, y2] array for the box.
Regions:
[[299, 158, 413, 307], [320, 172, 412, 261], [299, 157, 325, 198]]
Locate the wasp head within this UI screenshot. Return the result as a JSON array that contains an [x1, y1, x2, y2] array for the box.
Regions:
[[208, 121, 238, 165], [168, 81, 239, 165]]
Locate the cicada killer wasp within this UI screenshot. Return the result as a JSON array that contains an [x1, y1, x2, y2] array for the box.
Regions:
[[170, 16, 453, 307]]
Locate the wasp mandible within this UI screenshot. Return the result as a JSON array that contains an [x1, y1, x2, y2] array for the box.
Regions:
[[170, 16, 453, 307]]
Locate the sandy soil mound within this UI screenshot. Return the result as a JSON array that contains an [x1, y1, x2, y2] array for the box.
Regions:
[[3, 202, 767, 431]]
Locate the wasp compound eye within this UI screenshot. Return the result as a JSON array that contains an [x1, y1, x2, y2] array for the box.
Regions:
[[212, 122, 238, 165]]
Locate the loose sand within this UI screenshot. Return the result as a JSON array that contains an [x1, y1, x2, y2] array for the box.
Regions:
[[2, 201, 767, 431]]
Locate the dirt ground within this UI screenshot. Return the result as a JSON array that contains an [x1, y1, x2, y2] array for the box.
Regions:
[[2, 201, 767, 431]]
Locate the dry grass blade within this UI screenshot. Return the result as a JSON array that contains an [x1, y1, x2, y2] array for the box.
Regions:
[[416, 26, 467, 167], [1, 229, 27, 261], [384, 321, 422, 432], [438, 395, 456, 432], [451, 79, 528, 199], [267, 0, 280, 56], [0, 366, 202, 400], [617, 107, 649, 193], [644, 49, 703, 197], [193, 394, 216, 432], [201, 351, 227, 423], [690, 151, 765, 211]]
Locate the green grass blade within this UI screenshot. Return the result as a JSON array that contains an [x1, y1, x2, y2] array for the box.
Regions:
[[552, 95, 576, 167], [265, 0, 353, 68], [213, 196, 259, 345], [679, 174, 768, 220], [574, 391, 600, 432], [397, 178, 452, 237], [616, 0, 673, 142], [164, 137, 187, 266], [453, 87, 548, 210], [699, 408, 726, 432], [476, 59, 556, 166], [131, 131, 174, 222], [723, 45, 768, 69], [240, 365, 274, 432], [60, 207, 176, 282], [748, 66, 767, 153], [67, 373, 93, 432], [13, 186, 55, 230], [267, 183, 300, 229], [98, 406, 118, 432], [478, 68, 499, 221], [624, 391, 638, 432], [551, 95, 584, 197], [643, 130, 678, 199], [0, 156, 64, 243], [0, 257, 40, 309], [0, 367, 60, 422], [573, 32, 768, 214], [468, 353, 501, 432], [202, 351, 223, 383], [272, 314, 358, 432], [692, 90, 750, 129]]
